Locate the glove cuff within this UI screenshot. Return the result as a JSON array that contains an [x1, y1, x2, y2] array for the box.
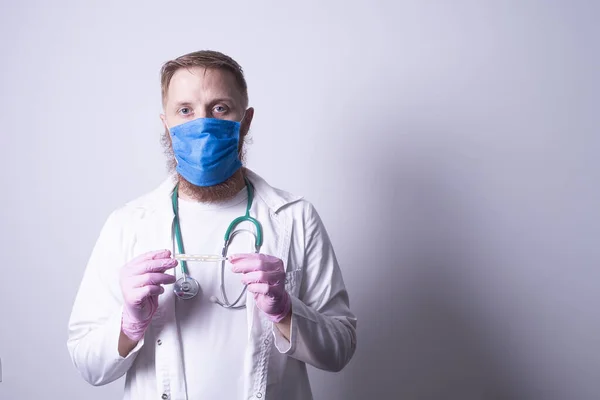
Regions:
[[121, 313, 152, 342]]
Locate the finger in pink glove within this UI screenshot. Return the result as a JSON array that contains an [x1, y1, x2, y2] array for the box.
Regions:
[[119, 249, 178, 341], [229, 253, 291, 323]]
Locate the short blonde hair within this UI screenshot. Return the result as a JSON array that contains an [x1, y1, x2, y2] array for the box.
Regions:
[[160, 50, 249, 107]]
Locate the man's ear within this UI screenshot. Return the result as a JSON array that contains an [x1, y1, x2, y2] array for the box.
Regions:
[[240, 107, 254, 138], [160, 113, 169, 130]]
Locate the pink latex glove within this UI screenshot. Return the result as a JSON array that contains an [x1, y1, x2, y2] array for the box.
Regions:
[[230, 253, 291, 323], [119, 249, 178, 341]]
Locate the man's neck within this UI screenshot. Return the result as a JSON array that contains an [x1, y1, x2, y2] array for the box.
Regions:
[[177, 168, 246, 203]]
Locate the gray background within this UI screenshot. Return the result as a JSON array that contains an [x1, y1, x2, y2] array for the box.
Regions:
[[1, 1, 599, 399]]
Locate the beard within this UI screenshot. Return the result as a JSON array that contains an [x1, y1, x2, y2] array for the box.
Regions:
[[161, 128, 250, 203]]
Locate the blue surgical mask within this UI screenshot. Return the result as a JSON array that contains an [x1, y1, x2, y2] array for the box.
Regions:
[[168, 117, 243, 187]]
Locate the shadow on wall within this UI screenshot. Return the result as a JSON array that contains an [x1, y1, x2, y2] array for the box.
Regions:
[[326, 125, 529, 400]]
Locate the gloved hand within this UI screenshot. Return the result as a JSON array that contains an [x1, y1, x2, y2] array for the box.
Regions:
[[230, 253, 291, 323], [119, 249, 178, 341]]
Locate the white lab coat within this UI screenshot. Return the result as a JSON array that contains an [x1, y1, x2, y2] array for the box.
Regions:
[[67, 169, 357, 400]]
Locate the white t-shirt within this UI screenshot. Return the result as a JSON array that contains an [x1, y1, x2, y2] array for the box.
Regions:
[[174, 187, 257, 399]]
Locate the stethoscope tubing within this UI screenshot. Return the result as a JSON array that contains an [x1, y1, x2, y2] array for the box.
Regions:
[[170, 178, 263, 306]]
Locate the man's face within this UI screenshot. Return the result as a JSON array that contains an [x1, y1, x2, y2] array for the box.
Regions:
[[160, 67, 254, 182], [161, 66, 251, 129]]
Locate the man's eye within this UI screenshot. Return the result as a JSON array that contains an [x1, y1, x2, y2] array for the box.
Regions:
[[213, 105, 227, 113], [178, 107, 192, 115]]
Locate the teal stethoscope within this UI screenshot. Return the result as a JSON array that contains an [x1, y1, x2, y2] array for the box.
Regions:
[[170, 177, 263, 308]]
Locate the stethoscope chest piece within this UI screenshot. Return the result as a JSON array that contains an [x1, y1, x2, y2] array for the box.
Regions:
[[174, 276, 200, 300]]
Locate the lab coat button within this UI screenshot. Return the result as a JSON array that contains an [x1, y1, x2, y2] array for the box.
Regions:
[[256, 393, 263, 398], [157, 339, 162, 345], [161, 394, 168, 399]]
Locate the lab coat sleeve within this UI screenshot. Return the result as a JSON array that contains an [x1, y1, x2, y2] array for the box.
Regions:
[[67, 208, 144, 386], [273, 202, 357, 372]]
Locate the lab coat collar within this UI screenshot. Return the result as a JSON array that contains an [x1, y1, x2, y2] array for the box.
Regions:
[[244, 168, 304, 213], [126, 168, 303, 215]]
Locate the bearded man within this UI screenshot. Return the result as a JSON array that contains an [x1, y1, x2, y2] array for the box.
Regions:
[[67, 50, 357, 400]]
